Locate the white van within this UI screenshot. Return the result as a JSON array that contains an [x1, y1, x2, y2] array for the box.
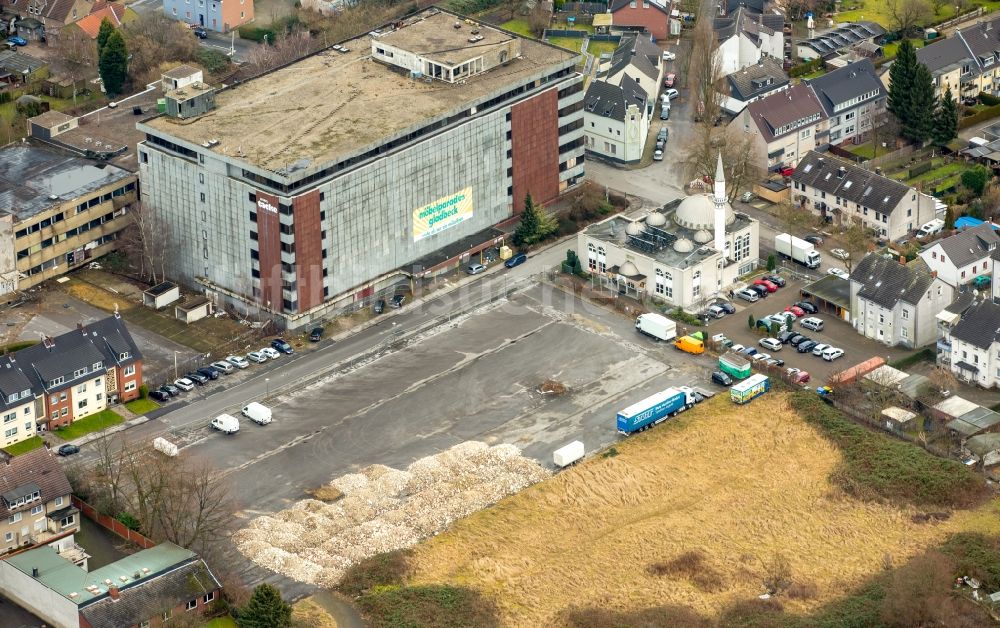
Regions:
[[800, 317, 824, 332], [211, 414, 240, 434], [916, 219, 945, 239], [242, 402, 272, 425]]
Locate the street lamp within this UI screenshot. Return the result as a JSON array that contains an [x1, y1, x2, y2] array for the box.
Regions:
[[265, 377, 270, 398], [173, 351, 180, 380]]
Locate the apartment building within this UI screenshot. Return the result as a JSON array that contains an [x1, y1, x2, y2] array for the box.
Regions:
[[919, 223, 1000, 289], [917, 18, 1000, 99], [713, 3, 785, 76], [733, 83, 828, 172], [790, 151, 936, 241], [805, 59, 886, 146], [0, 447, 78, 555], [162, 0, 254, 32], [0, 143, 137, 294], [945, 298, 1000, 387]]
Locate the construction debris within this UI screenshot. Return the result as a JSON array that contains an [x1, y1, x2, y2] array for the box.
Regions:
[[232, 441, 549, 587], [538, 379, 567, 395]]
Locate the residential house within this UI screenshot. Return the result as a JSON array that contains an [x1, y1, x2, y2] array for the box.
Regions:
[[919, 223, 1000, 289], [915, 35, 973, 99], [723, 56, 789, 115], [790, 151, 936, 241], [0, 541, 222, 628], [849, 253, 954, 348], [599, 32, 662, 102], [796, 21, 885, 61], [0, 446, 79, 557], [2, 0, 95, 42], [583, 75, 649, 163], [732, 83, 828, 172], [934, 289, 974, 368], [0, 142, 138, 291], [0, 356, 39, 449], [67, 1, 137, 39], [713, 4, 784, 76], [943, 298, 1000, 387], [0, 50, 48, 87], [16, 314, 143, 431], [608, 0, 670, 41], [805, 58, 885, 147], [162, 0, 254, 32], [916, 17, 1000, 99]]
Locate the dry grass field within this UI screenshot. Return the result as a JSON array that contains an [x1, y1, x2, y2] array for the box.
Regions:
[[408, 393, 1000, 626]]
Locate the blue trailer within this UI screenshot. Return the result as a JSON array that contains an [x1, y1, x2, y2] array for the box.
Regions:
[[617, 386, 697, 434]]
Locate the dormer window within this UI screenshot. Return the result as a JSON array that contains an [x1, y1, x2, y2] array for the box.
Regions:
[[49, 377, 64, 387], [73, 368, 86, 378], [119, 352, 130, 360], [92, 362, 102, 371]]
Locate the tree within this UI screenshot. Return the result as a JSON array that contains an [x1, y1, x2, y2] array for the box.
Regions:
[[766, 254, 776, 271], [932, 87, 958, 146], [120, 202, 171, 283], [123, 13, 201, 85], [98, 29, 128, 97], [901, 63, 935, 143], [962, 164, 990, 196], [769, 321, 781, 337], [502, 0, 524, 21], [841, 217, 871, 273], [527, 3, 551, 38], [931, 0, 949, 15], [97, 18, 115, 59], [681, 124, 761, 204], [867, 109, 900, 159], [887, 39, 917, 128], [687, 16, 724, 125], [237, 584, 292, 628], [774, 197, 819, 233], [52, 26, 97, 103], [748, 314, 755, 329], [885, 0, 931, 34], [512, 194, 557, 247]]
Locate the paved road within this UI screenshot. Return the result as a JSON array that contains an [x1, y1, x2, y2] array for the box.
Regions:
[[128, 0, 255, 62]]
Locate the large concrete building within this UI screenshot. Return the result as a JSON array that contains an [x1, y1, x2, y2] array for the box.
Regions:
[[138, 8, 584, 329]]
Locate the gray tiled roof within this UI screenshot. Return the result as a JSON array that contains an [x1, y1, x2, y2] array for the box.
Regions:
[[727, 57, 788, 101], [725, 0, 766, 12], [610, 0, 671, 14], [584, 74, 647, 122], [0, 357, 36, 412], [950, 298, 1000, 350], [945, 289, 976, 314], [850, 253, 935, 309], [957, 18, 1000, 67], [792, 151, 909, 214], [745, 83, 826, 141], [805, 58, 883, 116], [79, 559, 221, 627], [606, 33, 660, 83], [0, 447, 72, 519], [916, 35, 974, 74], [933, 223, 1000, 270]]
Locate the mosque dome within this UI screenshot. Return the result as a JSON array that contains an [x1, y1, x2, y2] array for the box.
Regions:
[[693, 229, 713, 244], [646, 212, 667, 227], [625, 221, 642, 236], [619, 261, 640, 276], [673, 238, 693, 253], [673, 194, 735, 231]]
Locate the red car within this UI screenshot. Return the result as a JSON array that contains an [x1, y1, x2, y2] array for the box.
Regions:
[[664, 73, 676, 88], [778, 166, 795, 177], [753, 278, 778, 293], [784, 305, 805, 317]]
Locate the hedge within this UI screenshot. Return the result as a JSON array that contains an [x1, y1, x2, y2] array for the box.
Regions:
[[908, 161, 933, 178], [980, 92, 1000, 106], [789, 58, 823, 78], [958, 103, 1000, 129]]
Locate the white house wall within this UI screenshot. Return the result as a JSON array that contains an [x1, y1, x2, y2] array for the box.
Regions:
[[0, 561, 78, 628]]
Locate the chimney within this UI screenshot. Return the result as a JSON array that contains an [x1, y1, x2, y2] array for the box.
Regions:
[[41, 335, 54, 350], [899, 255, 906, 264], [31, 567, 38, 578], [109, 586, 119, 601], [837, 166, 846, 178]]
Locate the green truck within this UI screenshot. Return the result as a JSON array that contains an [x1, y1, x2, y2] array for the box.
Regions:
[[719, 352, 752, 380]]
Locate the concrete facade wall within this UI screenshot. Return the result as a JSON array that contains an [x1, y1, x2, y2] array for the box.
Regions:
[[584, 102, 648, 163], [851, 278, 952, 348], [0, 560, 78, 628]]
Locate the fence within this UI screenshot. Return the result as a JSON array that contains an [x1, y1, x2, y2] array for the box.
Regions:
[[543, 29, 589, 38], [72, 496, 156, 549]]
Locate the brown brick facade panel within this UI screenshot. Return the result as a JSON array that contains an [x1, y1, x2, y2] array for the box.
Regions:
[[255, 191, 283, 310], [293, 190, 324, 311], [511, 89, 561, 213]]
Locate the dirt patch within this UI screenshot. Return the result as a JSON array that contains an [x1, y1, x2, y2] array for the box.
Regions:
[[308, 485, 344, 502], [538, 379, 567, 395], [406, 393, 1000, 626], [292, 597, 340, 628]]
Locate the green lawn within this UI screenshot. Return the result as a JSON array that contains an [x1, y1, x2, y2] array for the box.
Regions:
[[587, 40, 618, 60], [124, 398, 160, 415], [56, 409, 124, 441], [847, 143, 878, 159], [836, 0, 1000, 28], [905, 162, 965, 185], [2, 436, 44, 457], [801, 68, 826, 79], [883, 39, 924, 60], [501, 18, 534, 38], [204, 616, 237, 628], [547, 36, 585, 52]]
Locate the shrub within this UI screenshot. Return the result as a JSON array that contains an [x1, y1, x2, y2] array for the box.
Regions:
[[907, 161, 933, 178], [138, 384, 148, 399], [980, 92, 1000, 106], [238, 25, 276, 44], [666, 307, 702, 327], [888, 347, 935, 370], [563, 605, 711, 628], [718, 598, 785, 627], [958, 103, 1000, 128], [338, 550, 411, 597], [940, 533, 1000, 589], [788, 58, 823, 77], [197, 48, 231, 74], [647, 550, 725, 592], [355, 585, 499, 628], [789, 392, 988, 508], [116, 512, 141, 531]]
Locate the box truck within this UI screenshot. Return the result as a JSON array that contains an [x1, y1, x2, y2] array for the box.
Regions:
[[617, 386, 698, 434], [635, 313, 677, 341], [719, 352, 752, 379], [730, 373, 770, 404], [242, 402, 272, 425], [775, 233, 821, 269], [553, 441, 585, 467]]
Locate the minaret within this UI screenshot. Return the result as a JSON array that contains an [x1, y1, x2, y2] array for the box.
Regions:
[[713, 151, 726, 254]]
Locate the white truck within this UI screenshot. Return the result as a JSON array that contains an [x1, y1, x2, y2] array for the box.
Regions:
[[635, 313, 677, 341], [553, 441, 585, 467], [242, 402, 272, 425], [775, 233, 821, 269], [211, 414, 240, 434]]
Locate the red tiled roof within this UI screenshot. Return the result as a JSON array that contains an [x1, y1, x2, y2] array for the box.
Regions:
[[74, 3, 127, 39]]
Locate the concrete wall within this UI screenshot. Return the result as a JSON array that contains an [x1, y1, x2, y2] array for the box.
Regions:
[[0, 560, 78, 628]]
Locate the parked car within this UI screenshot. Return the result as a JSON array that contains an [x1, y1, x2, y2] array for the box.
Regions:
[[657, 127, 669, 142], [777, 329, 797, 344], [763, 274, 785, 287], [6, 36, 26, 47], [197, 367, 220, 380], [57, 444, 80, 456], [505, 252, 528, 268], [827, 267, 850, 280], [194, 27, 208, 39], [186, 371, 209, 384], [796, 301, 819, 314], [174, 378, 195, 391], [663, 88, 679, 100], [973, 274, 992, 288], [788, 334, 809, 347], [261, 347, 281, 360], [659, 105, 670, 120], [803, 235, 823, 246], [310, 327, 324, 342], [753, 278, 778, 293], [271, 338, 294, 354], [792, 370, 811, 384], [752, 353, 770, 362], [227, 355, 250, 369], [797, 340, 818, 353], [736, 288, 759, 302], [653, 148, 664, 161], [664, 73, 676, 87], [741, 346, 758, 356], [391, 294, 405, 308], [662, 50, 676, 61], [211, 360, 234, 374], [717, 302, 736, 314], [823, 347, 845, 361], [246, 351, 267, 364], [740, 191, 755, 202], [729, 343, 745, 352], [831, 248, 850, 260], [150, 390, 170, 402], [811, 343, 830, 356], [759, 337, 783, 352], [712, 371, 733, 386], [161, 384, 180, 396], [778, 166, 795, 177], [467, 263, 487, 275], [748, 284, 769, 298], [374, 299, 386, 314], [765, 358, 785, 367], [707, 304, 727, 318]]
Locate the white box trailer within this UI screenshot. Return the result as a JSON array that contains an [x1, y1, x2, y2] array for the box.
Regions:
[[635, 313, 677, 341], [152, 437, 178, 457], [553, 441, 585, 467]]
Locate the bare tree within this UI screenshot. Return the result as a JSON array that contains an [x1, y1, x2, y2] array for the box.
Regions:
[[931, 0, 949, 15], [681, 124, 762, 203], [528, 4, 552, 38], [840, 217, 872, 273], [156, 459, 233, 554], [120, 201, 171, 284], [51, 27, 97, 103], [502, 0, 525, 21], [865, 110, 900, 161], [774, 197, 820, 234], [783, 0, 819, 20], [885, 0, 932, 34], [123, 13, 201, 85], [687, 14, 724, 126]]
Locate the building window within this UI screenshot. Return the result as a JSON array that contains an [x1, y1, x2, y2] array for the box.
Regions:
[[186, 599, 199, 611], [76, 384, 86, 394], [203, 591, 216, 604], [162, 610, 173, 621], [60, 515, 75, 528], [4, 427, 16, 438], [124, 365, 136, 377], [55, 496, 63, 507], [30, 505, 42, 515], [124, 382, 136, 392], [902, 328, 908, 339], [587, 243, 596, 271], [692, 271, 701, 298], [77, 399, 87, 410], [597, 247, 606, 274], [3, 532, 11, 543], [9, 512, 21, 524], [902, 309, 909, 320], [60, 408, 68, 417]]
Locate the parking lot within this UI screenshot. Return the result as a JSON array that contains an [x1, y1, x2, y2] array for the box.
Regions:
[[700, 274, 913, 383]]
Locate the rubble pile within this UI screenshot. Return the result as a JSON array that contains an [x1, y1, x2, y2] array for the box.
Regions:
[[233, 441, 549, 586]]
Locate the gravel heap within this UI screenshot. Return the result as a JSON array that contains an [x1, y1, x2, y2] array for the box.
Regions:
[[232, 441, 549, 587]]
